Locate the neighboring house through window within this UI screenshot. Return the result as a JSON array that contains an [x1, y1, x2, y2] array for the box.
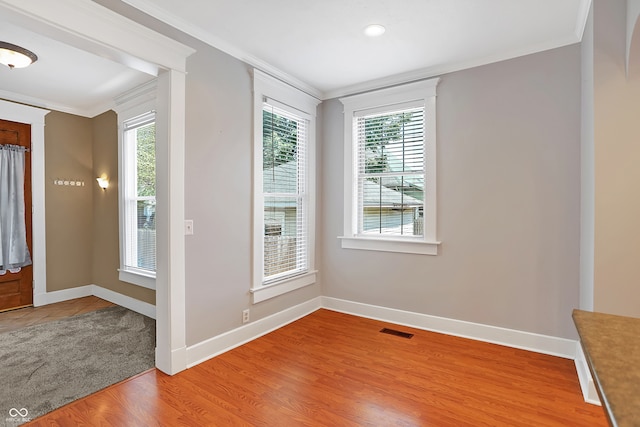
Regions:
[[114, 81, 157, 289], [252, 70, 320, 303], [339, 79, 440, 255]]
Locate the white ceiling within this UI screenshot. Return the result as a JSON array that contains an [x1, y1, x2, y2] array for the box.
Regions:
[[121, 0, 590, 98], [0, 0, 590, 116], [0, 20, 155, 117]]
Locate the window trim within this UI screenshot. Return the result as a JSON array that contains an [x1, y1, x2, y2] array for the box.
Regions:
[[251, 69, 320, 303], [339, 78, 440, 255], [114, 81, 157, 289]]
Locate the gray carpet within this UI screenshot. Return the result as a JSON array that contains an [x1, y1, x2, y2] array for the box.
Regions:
[[0, 306, 155, 426]]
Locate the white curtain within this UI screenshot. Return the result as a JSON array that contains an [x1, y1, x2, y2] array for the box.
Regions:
[[0, 144, 31, 274]]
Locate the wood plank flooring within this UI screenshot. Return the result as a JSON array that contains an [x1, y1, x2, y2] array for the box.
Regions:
[[26, 309, 607, 426], [0, 296, 114, 334]]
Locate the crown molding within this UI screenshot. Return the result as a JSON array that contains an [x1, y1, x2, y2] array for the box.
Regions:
[[323, 34, 581, 100], [0, 0, 195, 74], [120, 0, 322, 100], [0, 89, 100, 118], [114, 79, 158, 109], [575, 0, 592, 41]]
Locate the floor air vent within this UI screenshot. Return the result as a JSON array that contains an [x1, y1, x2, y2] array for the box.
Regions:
[[380, 328, 414, 339]]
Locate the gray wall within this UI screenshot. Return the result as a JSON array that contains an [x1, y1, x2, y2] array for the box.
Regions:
[[84, 0, 585, 344], [183, 41, 322, 346], [53, 0, 324, 347], [580, 2, 595, 312], [321, 45, 582, 339]]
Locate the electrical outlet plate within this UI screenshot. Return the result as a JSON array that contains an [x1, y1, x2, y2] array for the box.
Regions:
[[242, 309, 250, 324], [185, 220, 194, 235]]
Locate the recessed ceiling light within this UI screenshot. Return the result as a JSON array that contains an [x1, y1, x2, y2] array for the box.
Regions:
[[364, 24, 386, 37]]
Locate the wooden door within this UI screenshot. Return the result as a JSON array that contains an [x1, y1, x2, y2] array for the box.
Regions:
[[0, 119, 33, 311]]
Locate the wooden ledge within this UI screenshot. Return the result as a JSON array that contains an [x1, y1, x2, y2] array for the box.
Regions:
[[573, 309, 640, 427]]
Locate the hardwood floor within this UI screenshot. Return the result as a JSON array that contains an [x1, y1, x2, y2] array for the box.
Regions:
[[0, 296, 114, 334], [26, 309, 606, 426]]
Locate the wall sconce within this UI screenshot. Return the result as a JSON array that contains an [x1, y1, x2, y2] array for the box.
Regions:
[[96, 176, 109, 190]]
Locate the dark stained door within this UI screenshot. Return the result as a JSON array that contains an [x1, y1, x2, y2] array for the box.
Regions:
[[0, 119, 33, 311]]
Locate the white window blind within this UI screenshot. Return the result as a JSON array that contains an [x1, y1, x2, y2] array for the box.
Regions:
[[123, 112, 156, 274], [356, 105, 425, 237], [262, 101, 308, 284]]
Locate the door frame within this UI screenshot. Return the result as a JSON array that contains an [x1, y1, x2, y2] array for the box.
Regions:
[[0, 0, 195, 375], [0, 103, 47, 311]]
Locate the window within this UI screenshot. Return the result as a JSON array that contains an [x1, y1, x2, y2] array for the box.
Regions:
[[252, 70, 319, 303], [339, 79, 440, 255], [123, 113, 156, 274], [115, 85, 157, 290], [262, 104, 308, 281]]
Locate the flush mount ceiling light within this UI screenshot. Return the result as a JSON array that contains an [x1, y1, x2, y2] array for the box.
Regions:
[[0, 42, 38, 69], [364, 24, 386, 37]]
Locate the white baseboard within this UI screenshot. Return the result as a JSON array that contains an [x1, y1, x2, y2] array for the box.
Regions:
[[156, 345, 188, 375], [32, 284, 156, 319], [574, 343, 602, 405], [33, 285, 94, 306], [321, 297, 578, 359], [91, 285, 156, 319], [185, 295, 576, 369], [185, 297, 322, 368], [36, 287, 597, 406]]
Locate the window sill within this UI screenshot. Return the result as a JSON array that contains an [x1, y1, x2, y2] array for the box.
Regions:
[[251, 270, 317, 304], [339, 236, 440, 255], [119, 268, 156, 290]]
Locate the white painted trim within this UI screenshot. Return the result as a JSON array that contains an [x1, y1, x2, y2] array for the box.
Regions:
[[113, 80, 158, 112], [154, 70, 188, 375], [0, 0, 194, 74], [186, 295, 578, 370], [0, 0, 193, 376], [0, 65, 155, 119], [574, 343, 602, 405], [92, 285, 156, 319], [579, 2, 595, 312], [120, 0, 321, 99], [0, 100, 50, 307], [0, 89, 102, 119], [156, 346, 187, 375], [340, 79, 439, 253], [575, 0, 592, 41], [31, 285, 602, 407], [33, 285, 93, 307], [252, 70, 321, 301], [32, 284, 156, 319], [118, 269, 156, 290], [120, 0, 585, 101], [322, 297, 578, 359], [323, 35, 581, 100], [114, 81, 158, 291], [627, 0, 640, 76], [251, 271, 317, 303], [186, 297, 322, 368], [339, 237, 440, 255]]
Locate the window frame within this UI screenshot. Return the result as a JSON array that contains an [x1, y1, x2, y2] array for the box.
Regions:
[[339, 79, 440, 255], [252, 70, 320, 303], [115, 85, 157, 290]]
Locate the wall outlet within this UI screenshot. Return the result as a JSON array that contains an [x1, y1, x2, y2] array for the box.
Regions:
[[185, 220, 194, 235], [242, 309, 250, 324]]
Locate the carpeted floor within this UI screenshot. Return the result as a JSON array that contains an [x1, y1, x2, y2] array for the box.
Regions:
[[0, 306, 155, 426]]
